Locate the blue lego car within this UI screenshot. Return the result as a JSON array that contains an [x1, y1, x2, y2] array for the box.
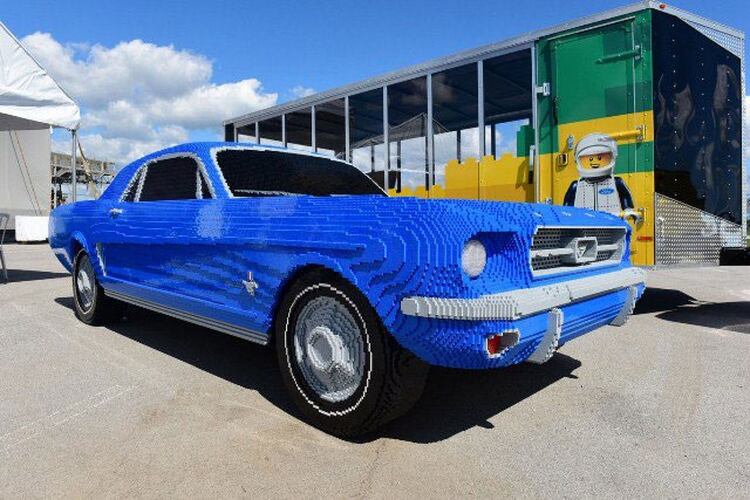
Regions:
[[49, 142, 646, 436]]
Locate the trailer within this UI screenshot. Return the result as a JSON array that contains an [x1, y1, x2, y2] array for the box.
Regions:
[[223, 1, 745, 267]]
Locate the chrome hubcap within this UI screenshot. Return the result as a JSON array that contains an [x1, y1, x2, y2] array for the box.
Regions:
[[293, 296, 365, 403], [76, 258, 95, 311]]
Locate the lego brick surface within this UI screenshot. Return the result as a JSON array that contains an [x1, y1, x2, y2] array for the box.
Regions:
[[49, 142, 643, 368]]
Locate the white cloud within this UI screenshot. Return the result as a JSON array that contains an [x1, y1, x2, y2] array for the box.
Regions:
[[22, 32, 278, 165], [290, 85, 316, 98]]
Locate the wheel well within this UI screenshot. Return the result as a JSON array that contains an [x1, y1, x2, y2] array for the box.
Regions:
[[70, 239, 84, 261]]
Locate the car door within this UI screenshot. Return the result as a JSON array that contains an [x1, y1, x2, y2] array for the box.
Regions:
[[103, 154, 217, 300]]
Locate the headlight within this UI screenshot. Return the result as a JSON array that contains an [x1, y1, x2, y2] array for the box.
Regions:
[[461, 239, 487, 278]]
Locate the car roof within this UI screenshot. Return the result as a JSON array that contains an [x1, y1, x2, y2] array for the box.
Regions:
[[152, 141, 350, 164]]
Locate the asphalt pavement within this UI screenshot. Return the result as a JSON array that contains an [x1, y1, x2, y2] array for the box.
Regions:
[[1, 242, 748, 497]]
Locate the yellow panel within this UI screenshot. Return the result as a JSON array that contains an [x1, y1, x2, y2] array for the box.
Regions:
[[444, 157, 480, 199], [479, 153, 534, 202], [616, 171, 655, 267], [556, 111, 654, 151]]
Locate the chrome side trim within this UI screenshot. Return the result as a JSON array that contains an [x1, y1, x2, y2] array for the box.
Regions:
[[105, 290, 268, 346], [400, 267, 646, 321]]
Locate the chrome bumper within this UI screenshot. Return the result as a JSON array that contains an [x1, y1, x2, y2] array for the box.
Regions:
[[400, 267, 646, 321]]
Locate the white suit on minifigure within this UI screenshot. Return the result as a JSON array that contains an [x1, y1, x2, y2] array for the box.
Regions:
[[563, 133, 639, 222]]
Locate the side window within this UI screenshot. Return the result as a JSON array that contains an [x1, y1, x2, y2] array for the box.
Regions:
[[122, 169, 143, 202], [138, 156, 211, 202]]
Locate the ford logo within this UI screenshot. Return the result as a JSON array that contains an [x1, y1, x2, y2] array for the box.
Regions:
[[599, 188, 615, 195]]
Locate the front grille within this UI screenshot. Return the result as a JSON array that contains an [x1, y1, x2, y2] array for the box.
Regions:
[[530, 227, 626, 275]]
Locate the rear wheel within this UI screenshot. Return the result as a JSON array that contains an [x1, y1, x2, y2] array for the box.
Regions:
[[275, 270, 428, 437], [72, 250, 123, 325]]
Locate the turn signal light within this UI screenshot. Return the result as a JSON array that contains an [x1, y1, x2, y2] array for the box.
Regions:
[[486, 331, 520, 357]]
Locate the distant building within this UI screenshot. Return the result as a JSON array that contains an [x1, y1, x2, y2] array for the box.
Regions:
[[50, 151, 116, 205]]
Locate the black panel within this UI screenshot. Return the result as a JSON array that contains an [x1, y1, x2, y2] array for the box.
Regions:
[[652, 11, 743, 223]]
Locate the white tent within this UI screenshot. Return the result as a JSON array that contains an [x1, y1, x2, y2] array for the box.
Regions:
[[0, 22, 80, 131], [0, 22, 81, 238]]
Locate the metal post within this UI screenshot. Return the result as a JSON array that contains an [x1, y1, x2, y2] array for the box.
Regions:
[[281, 114, 287, 147], [478, 60, 485, 157], [344, 96, 350, 162], [255, 122, 260, 144], [426, 73, 434, 191], [71, 129, 77, 203], [396, 140, 402, 192], [491, 125, 496, 157], [457, 129, 462, 163], [383, 86, 389, 191], [530, 46, 541, 203], [311, 105, 317, 152]]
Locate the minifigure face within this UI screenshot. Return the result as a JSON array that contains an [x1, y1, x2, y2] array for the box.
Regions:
[[579, 152, 613, 170]]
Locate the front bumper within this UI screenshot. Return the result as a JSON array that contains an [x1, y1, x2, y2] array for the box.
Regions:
[[400, 267, 646, 321]]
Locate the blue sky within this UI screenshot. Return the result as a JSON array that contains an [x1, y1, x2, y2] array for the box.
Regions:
[[3, 0, 748, 163]]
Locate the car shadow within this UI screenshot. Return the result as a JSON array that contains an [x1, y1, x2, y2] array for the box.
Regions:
[[633, 286, 696, 315], [54, 296, 582, 444], [656, 301, 750, 334], [632, 287, 750, 334], [365, 353, 581, 444], [2, 269, 69, 284]]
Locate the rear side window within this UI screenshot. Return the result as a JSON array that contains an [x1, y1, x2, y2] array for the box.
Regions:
[[138, 156, 211, 202], [122, 169, 143, 202]]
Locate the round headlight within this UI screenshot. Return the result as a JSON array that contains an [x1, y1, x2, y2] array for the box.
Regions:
[[461, 239, 487, 278]]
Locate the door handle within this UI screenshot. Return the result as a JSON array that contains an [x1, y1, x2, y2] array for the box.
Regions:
[[109, 208, 123, 218]]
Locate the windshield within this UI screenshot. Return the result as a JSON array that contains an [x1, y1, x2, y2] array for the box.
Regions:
[[215, 148, 386, 197]]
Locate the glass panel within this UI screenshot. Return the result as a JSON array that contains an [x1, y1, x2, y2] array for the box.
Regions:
[[348, 88, 386, 189], [432, 63, 479, 189], [286, 108, 313, 151], [122, 169, 142, 202], [388, 76, 428, 193], [259, 116, 283, 147], [483, 50, 533, 160], [315, 98, 346, 158], [236, 123, 257, 143]]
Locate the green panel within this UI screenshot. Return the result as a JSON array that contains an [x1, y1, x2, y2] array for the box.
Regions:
[[535, 10, 653, 154], [516, 124, 534, 157], [613, 140, 654, 175], [553, 20, 635, 123]]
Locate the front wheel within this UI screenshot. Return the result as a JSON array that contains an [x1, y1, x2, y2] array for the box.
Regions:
[[72, 250, 123, 325], [275, 270, 428, 437]]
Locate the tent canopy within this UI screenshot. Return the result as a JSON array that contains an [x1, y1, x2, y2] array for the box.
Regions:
[[0, 22, 80, 131]]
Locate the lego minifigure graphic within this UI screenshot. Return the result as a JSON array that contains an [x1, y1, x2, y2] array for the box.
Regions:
[[563, 133, 641, 222]]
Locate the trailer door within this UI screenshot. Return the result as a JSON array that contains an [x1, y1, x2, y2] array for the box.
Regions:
[[539, 15, 654, 265]]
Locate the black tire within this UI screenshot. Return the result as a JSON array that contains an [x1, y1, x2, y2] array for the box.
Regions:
[[275, 269, 428, 437], [72, 249, 123, 325]]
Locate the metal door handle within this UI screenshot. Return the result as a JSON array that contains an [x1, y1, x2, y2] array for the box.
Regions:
[[109, 208, 123, 217]]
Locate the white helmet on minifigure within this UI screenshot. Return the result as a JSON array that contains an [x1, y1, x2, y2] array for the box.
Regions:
[[574, 133, 618, 179]]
